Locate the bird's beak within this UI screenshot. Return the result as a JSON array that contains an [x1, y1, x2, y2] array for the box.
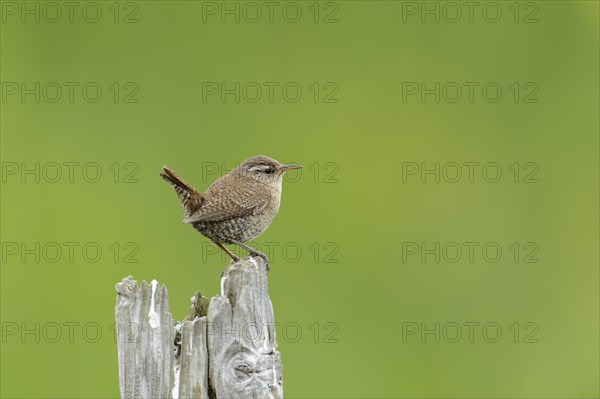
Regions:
[[281, 163, 303, 172]]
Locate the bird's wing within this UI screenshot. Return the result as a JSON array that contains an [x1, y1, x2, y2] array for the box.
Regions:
[[183, 182, 271, 224]]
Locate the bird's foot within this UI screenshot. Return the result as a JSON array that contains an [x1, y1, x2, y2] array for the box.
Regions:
[[249, 252, 270, 271], [228, 239, 271, 271]]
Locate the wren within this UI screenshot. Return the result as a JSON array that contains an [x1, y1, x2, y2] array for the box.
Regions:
[[160, 155, 302, 266]]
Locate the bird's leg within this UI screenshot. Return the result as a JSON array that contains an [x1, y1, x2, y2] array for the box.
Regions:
[[214, 242, 240, 263], [229, 239, 270, 270]]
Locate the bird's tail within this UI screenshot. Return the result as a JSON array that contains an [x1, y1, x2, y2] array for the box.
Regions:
[[160, 166, 204, 219]]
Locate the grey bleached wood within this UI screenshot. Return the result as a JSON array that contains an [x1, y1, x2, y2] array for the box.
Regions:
[[176, 315, 209, 399], [208, 257, 283, 399], [115, 277, 175, 399], [115, 256, 283, 399]]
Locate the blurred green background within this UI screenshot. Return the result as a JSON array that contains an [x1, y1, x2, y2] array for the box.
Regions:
[[1, 1, 598, 398]]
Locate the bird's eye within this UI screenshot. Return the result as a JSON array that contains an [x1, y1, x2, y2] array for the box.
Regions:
[[248, 164, 275, 174]]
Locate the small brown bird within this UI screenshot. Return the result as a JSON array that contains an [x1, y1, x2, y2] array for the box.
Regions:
[[160, 155, 302, 265]]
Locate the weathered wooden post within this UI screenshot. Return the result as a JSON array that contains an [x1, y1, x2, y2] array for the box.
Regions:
[[115, 257, 283, 399]]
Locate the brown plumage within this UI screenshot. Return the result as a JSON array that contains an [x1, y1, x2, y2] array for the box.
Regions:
[[160, 167, 204, 217], [160, 155, 302, 265]]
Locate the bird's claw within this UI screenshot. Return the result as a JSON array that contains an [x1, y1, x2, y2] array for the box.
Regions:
[[250, 253, 270, 271]]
